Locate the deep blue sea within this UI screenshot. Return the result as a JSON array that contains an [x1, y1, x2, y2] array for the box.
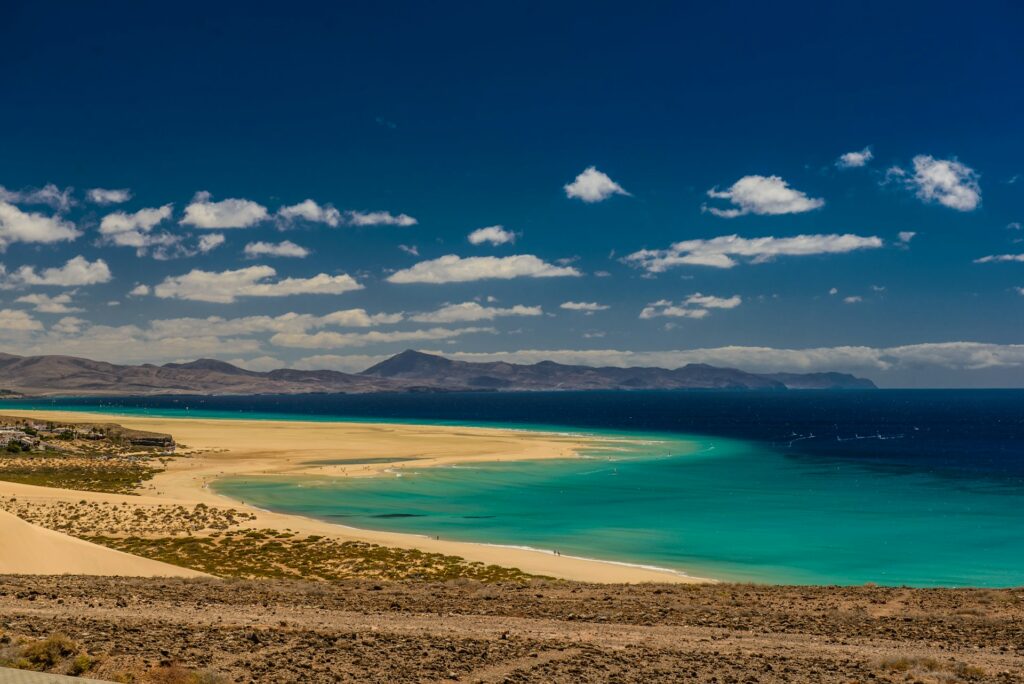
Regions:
[[8, 390, 1024, 586]]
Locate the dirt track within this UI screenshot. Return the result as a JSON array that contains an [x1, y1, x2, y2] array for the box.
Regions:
[[1, 576, 1022, 682]]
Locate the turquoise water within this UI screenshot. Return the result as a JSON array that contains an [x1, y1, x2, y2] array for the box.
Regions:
[[217, 432, 1024, 587], [10, 394, 1024, 587]]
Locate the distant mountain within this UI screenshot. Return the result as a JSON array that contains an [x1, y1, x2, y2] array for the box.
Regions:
[[0, 349, 876, 397], [361, 350, 875, 390]]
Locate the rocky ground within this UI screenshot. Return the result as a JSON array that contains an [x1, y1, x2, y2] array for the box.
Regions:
[[0, 576, 1022, 683]]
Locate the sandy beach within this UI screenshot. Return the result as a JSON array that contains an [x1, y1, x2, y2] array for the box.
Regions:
[[0, 409, 708, 583]]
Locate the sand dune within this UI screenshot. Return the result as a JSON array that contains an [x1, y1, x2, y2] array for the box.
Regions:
[[0, 509, 205, 578]]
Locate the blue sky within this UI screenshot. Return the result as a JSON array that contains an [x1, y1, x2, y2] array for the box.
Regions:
[[0, 1, 1022, 387]]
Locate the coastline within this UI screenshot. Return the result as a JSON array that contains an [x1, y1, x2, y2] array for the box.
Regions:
[[0, 409, 712, 584]]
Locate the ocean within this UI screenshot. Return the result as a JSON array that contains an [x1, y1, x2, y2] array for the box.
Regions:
[[8, 390, 1024, 586]]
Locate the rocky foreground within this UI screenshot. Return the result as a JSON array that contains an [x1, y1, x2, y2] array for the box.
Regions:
[[1, 576, 1022, 683]]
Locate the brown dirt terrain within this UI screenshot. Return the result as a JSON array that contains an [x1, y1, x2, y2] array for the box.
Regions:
[[1, 576, 1022, 683]]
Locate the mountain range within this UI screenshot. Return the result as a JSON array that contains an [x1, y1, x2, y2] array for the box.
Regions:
[[0, 350, 876, 396]]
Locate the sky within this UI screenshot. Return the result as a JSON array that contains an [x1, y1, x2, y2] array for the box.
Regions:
[[0, 1, 1022, 387]]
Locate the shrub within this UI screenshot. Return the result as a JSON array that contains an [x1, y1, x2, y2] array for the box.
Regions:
[[21, 633, 79, 669]]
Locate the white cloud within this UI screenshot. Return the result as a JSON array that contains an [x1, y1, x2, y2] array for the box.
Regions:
[[1015, 287, 1024, 296], [564, 166, 630, 203], [685, 293, 742, 309], [639, 294, 741, 320], [293, 354, 393, 372], [974, 253, 1024, 264], [143, 310, 403, 341], [180, 191, 268, 228], [639, 303, 708, 319], [398, 244, 419, 256], [153, 265, 363, 303], [277, 199, 341, 227], [87, 188, 132, 205], [129, 284, 150, 296], [9, 256, 112, 287], [270, 326, 494, 350], [427, 342, 1024, 374], [15, 292, 82, 314], [901, 155, 981, 211], [344, 210, 418, 227], [0, 201, 81, 249], [704, 175, 824, 218], [244, 240, 310, 258], [100, 204, 173, 236], [226, 356, 285, 372], [197, 233, 225, 253], [388, 254, 582, 284], [843, 296, 863, 304], [561, 301, 609, 312], [99, 204, 177, 255], [624, 233, 883, 272], [0, 184, 75, 212], [1007, 222, 1022, 231], [836, 147, 873, 169], [411, 301, 542, 323], [829, 287, 839, 295], [0, 308, 43, 333], [468, 225, 517, 246], [898, 231, 916, 244]]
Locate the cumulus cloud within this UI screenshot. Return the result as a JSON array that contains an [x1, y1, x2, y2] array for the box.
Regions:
[[639, 293, 741, 319], [427, 342, 1024, 374], [153, 265, 362, 303], [100, 205, 173, 236], [411, 302, 542, 323], [244, 240, 310, 258], [843, 296, 863, 304], [388, 254, 581, 284], [270, 326, 494, 350], [896, 155, 981, 211], [15, 292, 82, 314], [468, 225, 517, 246], [560, 301, 609, 312], [99, 204, 177, 255], [227, 356, 286, 372], [293, 354, 392, 372], [142, 310, 403, 341], [836, 147, 873, 169], [197, 233, 225, 253], [704, 175, 824, 218], [398, 244, 419, 256], [86, 188, 132, 205], [277, 199, 341, 227], [129, 284, 150, 296], [344, 210, 417, 227], [974, 253, 1024, 264], [8, 256, 112, 287], [624, 233, 883, 272], [898, 231, 916, 244], [0, 308, 43, 333], [0, 184, 75, 212], [564, 166, 630, 203], [0, 201, 81, 249], [180, 191, 268, 229]]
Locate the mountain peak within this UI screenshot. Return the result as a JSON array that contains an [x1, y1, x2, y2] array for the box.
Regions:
[[162, 358, 251, 375], [361, 350, 454, 377]]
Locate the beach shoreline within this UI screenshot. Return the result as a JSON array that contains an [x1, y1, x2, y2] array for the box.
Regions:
[[0, 409, 711, 584]]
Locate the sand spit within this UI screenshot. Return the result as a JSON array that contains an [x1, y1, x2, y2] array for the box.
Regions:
[[0, 410, 706, 583]]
